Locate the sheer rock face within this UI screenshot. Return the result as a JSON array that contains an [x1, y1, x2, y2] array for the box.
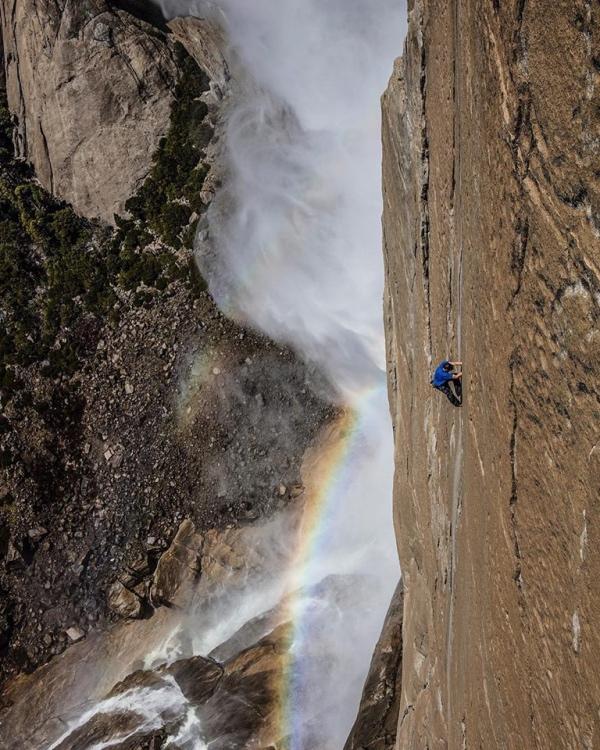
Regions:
[[383, 1, 600, 747], [0, 0, 178, 223]]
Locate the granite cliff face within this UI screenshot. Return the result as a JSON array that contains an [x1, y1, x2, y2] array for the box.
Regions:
[[3, 0, 599, 746], [382, 0, 600, 747], [1, 0, 178, 223]]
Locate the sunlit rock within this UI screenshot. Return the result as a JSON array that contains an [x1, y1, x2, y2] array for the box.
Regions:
[[1, 0, 178, 222], [150, 520, 203, 609]]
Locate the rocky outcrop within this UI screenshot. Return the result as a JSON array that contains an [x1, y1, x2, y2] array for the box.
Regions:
[[0, 0, 179, 222], [168, 16, 229, 95], [0, 413, 364, 749], [0, 530, 356, 749], [344, 581, 403, 750], [149, 520, 203, 608], [31, 626, 286, 750], [383, 1, 600, 747]]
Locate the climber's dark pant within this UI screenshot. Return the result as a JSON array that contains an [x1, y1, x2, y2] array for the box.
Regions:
[[437, 379, 462, 407]]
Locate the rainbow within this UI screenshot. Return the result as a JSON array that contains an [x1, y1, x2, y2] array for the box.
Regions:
[[176, 347, 226, 427], [273, 385, 382, 749]]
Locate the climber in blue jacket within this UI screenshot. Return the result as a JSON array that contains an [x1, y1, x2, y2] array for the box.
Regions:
[[431, 359, 462, 407]]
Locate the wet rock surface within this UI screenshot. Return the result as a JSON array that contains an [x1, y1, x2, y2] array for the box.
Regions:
[[40, 625, 286, 750], [0, 513, 285, 748], [382, 1, 600, 747]]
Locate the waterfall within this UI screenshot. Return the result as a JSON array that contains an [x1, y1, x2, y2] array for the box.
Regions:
[[161, 1, 406, 746]]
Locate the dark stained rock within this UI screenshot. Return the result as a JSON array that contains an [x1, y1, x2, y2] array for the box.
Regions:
[[165, 655, 223, 705]]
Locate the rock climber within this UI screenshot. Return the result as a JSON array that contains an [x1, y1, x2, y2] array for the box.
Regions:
[[431, 359, 463, 407]]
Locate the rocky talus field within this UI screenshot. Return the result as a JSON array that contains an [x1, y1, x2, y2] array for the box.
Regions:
[[381, 0, 600, 747]]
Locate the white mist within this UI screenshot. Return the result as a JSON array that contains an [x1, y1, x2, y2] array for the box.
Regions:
[[159, 1, 406, 747]]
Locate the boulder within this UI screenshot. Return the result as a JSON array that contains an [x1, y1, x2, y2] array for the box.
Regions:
[[150, 520, 203, 608], [27, 527, 48, 544], [164, 655, 223, 705], [65, 627, 85, 643], [107, 581, 143, 620]]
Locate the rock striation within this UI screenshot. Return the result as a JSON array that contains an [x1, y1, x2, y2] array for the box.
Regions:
[[381, 1, 600, 747]]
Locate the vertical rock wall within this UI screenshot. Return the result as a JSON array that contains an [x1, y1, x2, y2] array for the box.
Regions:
[[383, 0, 600, 747], [0, 0, 178, 222]]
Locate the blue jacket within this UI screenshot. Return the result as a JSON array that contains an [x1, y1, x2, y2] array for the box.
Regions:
[[431, 360, 454, 388]]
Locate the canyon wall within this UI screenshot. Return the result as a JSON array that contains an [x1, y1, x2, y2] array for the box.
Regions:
[[0, 0, 178, 223], [382, 0, 600, 747]]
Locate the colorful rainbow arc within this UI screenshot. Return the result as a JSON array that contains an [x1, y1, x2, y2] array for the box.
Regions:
[[273, 385, 382, 749]]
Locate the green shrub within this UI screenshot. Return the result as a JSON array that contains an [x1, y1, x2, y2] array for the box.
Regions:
[[120, 43, 212, 253], [188, 256, 207, 297], [0, 96, 13, 160], [41, 343, 80, 378]]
